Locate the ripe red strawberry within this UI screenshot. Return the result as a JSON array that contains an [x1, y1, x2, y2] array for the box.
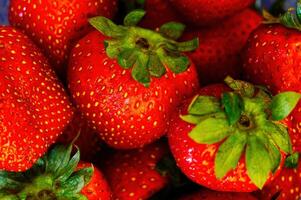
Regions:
[[78, 162, 112, 200], [168, 77, 300, 192], [139, 0, 183, 30], [0, 144, 111, 199], [259, 155, 301, 200], [168, 0, 255, 26], [58, 111, 103, 161], [68, 11, 200, 149], [182, 9, 262, 85], [242, 6, 301, 152], [9, 0, 118, 75], [0, 26, 73, 172], [179, 188, 257, 200], [102, 142, 169, 200]]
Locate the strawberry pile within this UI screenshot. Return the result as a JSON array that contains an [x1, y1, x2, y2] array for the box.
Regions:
[[0, 0, 301, 199]]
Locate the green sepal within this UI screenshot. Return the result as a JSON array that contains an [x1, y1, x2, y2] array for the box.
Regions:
[[224, 76, 255, 97], [222, 92, 243, 126], [132, 53, 150, 87], [188, 115, 232, 144], [148, 54, 166, 77], [89, 17, 126, 38], [57, 148, 81, 182], [265, 122, 292, 154], [215, 132, 247, 179], [257, 133, 281, 173], [124, 9, 146, 26], [246, 135, 273, 189], [160, 54, 189, 74], [159, 22, 186, 40], [118, 48, 137, 69], [270, 92, 301, 120], [188, 96, 221, 116], [285, 153, 299, 168]]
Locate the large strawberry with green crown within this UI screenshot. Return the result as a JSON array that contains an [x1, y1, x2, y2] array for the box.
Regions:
[[168, 0, 255, 26], [0, 26, 73, 172], [68, 10, 200, 149], [243, 1, 301, 152], [168, 77, 300, 192], [259, 153, 301, 200], [9, 0, 118, 75], [182, 9, 262, 85], [0, 144, 111, 199]]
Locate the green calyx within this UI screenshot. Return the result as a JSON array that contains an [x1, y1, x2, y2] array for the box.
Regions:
[[89, 10, 198, 87], [181, 76, 301, 189], [263, 0, 301, 31], [0, 144, 93, 200]]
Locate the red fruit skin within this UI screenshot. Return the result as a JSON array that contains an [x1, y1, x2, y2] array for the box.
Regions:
[[58, 111, 102, 161], [0, 27, 73, 172], [243, 24, 301, 152], [179, 188, 258, 200], [67, 31, 200, 149], [102, 142, 169, 200], [168, 84, 283, 192], [182, 9, 262, 85], [168, 0, 255, 26], [77, 162, 112, 200], [9, 0, 118, 74], [139, 0, 182, 30], [259, 160, 301, 200]]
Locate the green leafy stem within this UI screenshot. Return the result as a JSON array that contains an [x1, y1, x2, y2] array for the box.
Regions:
[[89, 10, 198, 87], [181, 77, 301, 189]]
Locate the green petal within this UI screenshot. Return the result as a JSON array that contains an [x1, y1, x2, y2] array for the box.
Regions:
[[265, 122, 292, 154], [270, 91, 301, 120], [188, 115, 232, 144], [215, 132, 247, 179], [124, 10, 146, 26], [222, 92, 243, 125], [159, 22, 186, 40], [246, 135, 273, 189], [188, 95, 221, 116]]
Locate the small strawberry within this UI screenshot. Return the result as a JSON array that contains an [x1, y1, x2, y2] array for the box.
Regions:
[[68, 10, 200, 149], [182, 9, 262, 85], [139, 0, 183, 30], [242, 3, 301, 152], [58, 111, 103, 161], [0, 26, 73, 172], [179, 188, 257, 200], [102, 141, 169, 200], [168, 77, 300, 192], [259, 153, 301, 200], [9, 0, 118, 75], [168, 0, 255, 26], [0, 144, 111, 199]]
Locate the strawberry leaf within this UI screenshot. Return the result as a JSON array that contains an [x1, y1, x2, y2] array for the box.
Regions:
[[188, 115, 232, 144], [215, 132, 247, 179], [124, 9, 146, 26], [188, 96, 221, 116], [160, 22, 186, 40], [222, 92, 243, 125], [270, 92, 301, 120], [246, 135, 272, 189]]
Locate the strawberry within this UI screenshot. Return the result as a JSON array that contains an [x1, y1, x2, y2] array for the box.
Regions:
[[179, 188, 257, 200], [0, 144, 111, 199], [259, 154, 301, 200], [242, 4, 301, 152], [168, 77, 300, 192], [67, 10, 200, 149], [0, 26, 73, 172], [102, 141, 169, 200], [182, 9, 262, 85], [139, 0, 183, 30], [58, 111, 103, 161], [9, 0, 118, 75], [78, 162, 112, 200], [168, 0, 255, 26]]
